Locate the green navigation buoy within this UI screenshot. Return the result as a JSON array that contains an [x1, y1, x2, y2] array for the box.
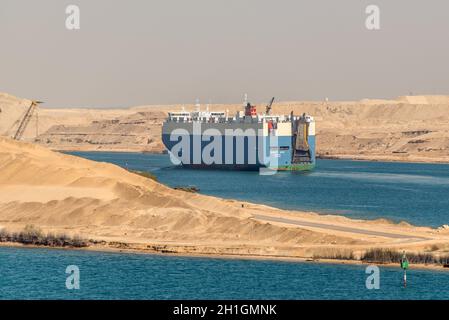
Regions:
[[400, 251, 409, 287]]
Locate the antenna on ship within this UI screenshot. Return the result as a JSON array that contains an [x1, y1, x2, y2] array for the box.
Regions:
[[195, 98, 200, 112], [243, 93, 248, 106]]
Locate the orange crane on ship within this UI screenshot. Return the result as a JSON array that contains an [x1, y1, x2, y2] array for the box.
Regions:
[[265, 97, 275, 115]]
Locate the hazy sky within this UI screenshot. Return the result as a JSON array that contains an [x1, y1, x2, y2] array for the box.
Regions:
[[1, 0, 449, 107]]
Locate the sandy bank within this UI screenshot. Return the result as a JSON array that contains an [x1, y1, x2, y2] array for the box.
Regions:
[[1, 241, 448, 272], [1, 137, 449, 269], [2, 92, 449, 163]]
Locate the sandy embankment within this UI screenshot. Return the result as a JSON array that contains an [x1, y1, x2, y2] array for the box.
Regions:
[[1, 137, 449, 268], [2, 92, 449, 163]]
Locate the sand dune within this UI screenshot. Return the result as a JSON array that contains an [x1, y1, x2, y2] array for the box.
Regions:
[[1, 137, 448, 262], [0, 137, 352, 248], [1, 92, 449, 162]]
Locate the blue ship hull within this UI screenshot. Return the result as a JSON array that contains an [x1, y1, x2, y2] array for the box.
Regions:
[[161, 133, 316, 170]]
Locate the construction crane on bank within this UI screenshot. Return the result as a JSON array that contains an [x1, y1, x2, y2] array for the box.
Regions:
[[13, 100, 42, 140]]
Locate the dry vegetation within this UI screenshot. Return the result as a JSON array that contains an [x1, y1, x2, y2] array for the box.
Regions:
[[130, 170, 158, 181], [0, 225, 90, 248], [312, 248, 355, 260], [312, 248, 449, 266], [361, 248, 449, 265]]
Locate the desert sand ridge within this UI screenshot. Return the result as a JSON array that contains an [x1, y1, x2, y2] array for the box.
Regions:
[[1, 92, 449, 163], [1, 137, 449, 262]]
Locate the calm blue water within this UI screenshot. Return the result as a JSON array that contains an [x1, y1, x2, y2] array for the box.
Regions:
[[1, 247, 448, 300], [68, 152, 449, 227], [3, 154, 449, 299]]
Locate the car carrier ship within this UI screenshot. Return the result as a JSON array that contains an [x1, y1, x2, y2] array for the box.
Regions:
[[162, 96, 315, 171]]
